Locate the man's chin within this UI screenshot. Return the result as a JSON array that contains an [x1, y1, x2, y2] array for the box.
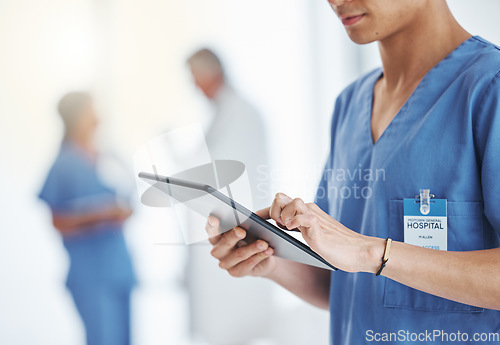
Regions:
[[345, 31, 379, 45]]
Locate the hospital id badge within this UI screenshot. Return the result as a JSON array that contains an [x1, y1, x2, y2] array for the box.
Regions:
[[403, 197, 447, 251]]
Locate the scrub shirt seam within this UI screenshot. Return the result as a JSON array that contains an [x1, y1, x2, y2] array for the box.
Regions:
[[472, 69, 500, 163], [471, 35, 500, 51], [366, 68, 383, 147], [480, 208, 485, 250], [383, 303, 484, 313], [475, 70, 500, 120], [474, 70, 500, 248]]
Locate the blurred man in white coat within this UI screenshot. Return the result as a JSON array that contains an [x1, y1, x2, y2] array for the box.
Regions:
[[186, 48, 273, 345]]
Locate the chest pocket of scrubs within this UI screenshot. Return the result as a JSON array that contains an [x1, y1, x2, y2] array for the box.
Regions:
[[383, 200, 485, 313]]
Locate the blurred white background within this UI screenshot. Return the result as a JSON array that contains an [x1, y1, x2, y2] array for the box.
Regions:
[[0, 0, 499, 344]]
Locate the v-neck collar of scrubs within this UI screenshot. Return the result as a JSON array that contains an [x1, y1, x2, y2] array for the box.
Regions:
[[364, 35, 478, 148]]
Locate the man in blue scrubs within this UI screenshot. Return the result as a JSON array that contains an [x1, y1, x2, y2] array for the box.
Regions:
[[205, 0, 500, 344], [39, 92, 136, 345]]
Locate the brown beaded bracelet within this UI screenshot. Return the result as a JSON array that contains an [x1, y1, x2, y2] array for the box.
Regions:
[[376, 238, 392, 276]]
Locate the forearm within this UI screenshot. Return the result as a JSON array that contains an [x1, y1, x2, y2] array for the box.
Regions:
[[378, 241, 500, 310], [265, 257, 331, 310], [52, 210, 113, 234], [269, 195, 500, 310]]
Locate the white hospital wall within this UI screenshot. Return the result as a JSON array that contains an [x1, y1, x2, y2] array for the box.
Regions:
[[0, 2, 95, 344]]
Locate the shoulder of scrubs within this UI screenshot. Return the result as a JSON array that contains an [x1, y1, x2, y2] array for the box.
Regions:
[[452, 37, 500, 100], [38, 142, 95, 212], [314, 68, 382, 213], [39, 143, 77, 210], [462, 36, 500, 77]]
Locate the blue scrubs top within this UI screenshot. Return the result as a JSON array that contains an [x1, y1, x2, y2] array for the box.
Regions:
[[316, 36, 500, 344], [39, 141, 136, 290]]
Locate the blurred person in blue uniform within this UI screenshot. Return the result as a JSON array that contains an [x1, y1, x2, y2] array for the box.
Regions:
[[39, 92, 137, 345], [204, 1, 500, 345]]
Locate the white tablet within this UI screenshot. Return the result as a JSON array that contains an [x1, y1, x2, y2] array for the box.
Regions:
[[139, 172, 336, 270]]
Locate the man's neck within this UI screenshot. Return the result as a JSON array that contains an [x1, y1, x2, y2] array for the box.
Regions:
[[67, 133, 95, 155], [377, 2, 471, 91]]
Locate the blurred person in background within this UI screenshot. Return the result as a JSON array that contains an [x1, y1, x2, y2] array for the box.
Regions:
[[185, 48, 273, 345], [188, 47, 270, 198], [38, 92, 137, 345]]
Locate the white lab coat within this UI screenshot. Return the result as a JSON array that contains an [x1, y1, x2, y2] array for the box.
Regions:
[[205, 85, 270, 210], [187, 85, 274, 345]]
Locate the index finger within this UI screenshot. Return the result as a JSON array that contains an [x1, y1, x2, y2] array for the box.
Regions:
[[270, 193, 293, 227], [255, 207, 271, 220]]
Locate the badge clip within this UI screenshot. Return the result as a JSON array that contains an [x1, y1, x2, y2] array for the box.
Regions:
[[415, 189, 434, 215]]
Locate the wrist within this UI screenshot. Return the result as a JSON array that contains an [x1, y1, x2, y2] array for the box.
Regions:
[[359, 236, 386, 274], [261, 256, 282, 281], [99, 207, 118, 221]]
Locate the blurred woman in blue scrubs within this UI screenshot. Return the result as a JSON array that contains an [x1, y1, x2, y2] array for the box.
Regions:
[[39, 92, 136, 345]]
